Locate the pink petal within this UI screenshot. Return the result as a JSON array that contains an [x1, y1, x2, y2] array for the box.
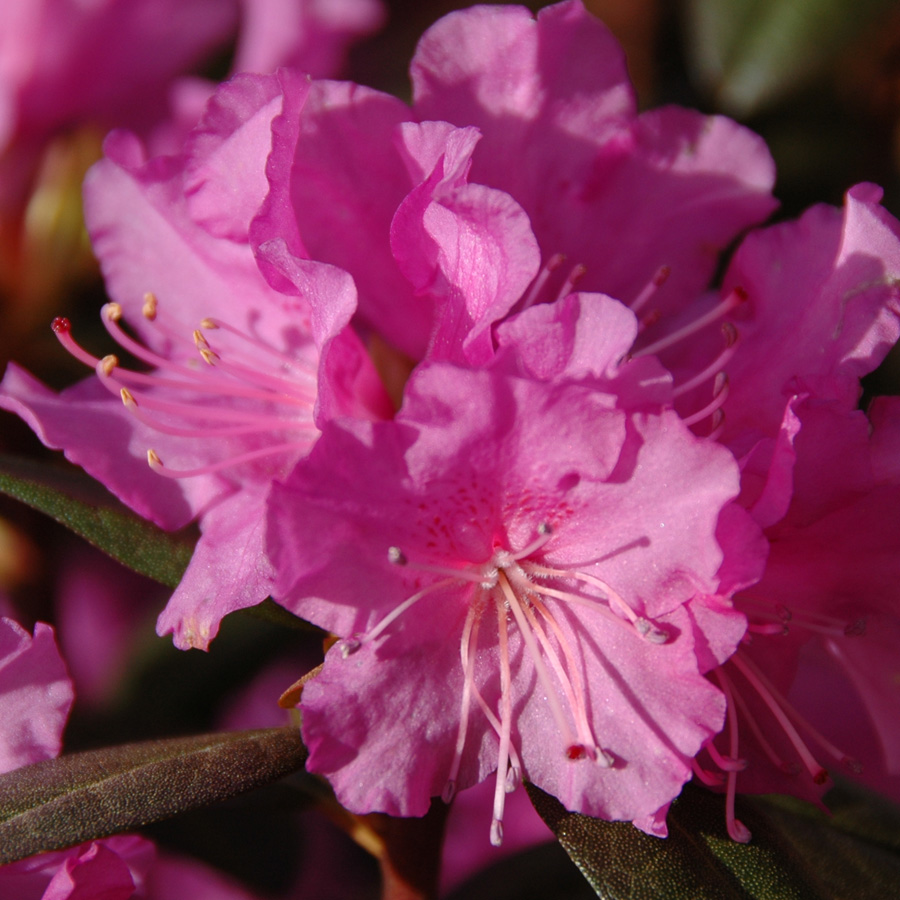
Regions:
[[0, 618, 72, 773]]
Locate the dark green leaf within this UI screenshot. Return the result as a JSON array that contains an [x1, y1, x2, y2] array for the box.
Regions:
[[526, 780, 900, 899], [686, 0, 893, 115], [0, 452, 193, 587], [0, 727, 308, 864]]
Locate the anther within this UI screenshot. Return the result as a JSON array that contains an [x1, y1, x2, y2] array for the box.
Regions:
[[340, 638, 361, 658], [200, 348, 219, 365], [566, 743, 587, 761], [635, 617, 668, 644], [120, 388, 136, 409], [51, 316, 71, 335], [104, 302, 123, 322], [388, 546, 408, 566], [100, 355, 118, 376], [193, 330, 209, 350], [490, 818, 504, 847], [505, 766, 521, 792], [200, 317, 217, 329], [142, 292, 158, 320], [147, 449, 163, 471]]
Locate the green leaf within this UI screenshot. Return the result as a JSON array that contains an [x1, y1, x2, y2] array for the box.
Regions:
[[0, 452, 194, 587], [526, 780, 900, 899], [685, 0, 893, 115], [0, 727, 308, 865]]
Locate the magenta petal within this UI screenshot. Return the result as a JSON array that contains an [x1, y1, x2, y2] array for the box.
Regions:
[[251, 78, 429, 355], [0, 619, 72, 774], [270, 366, 745, 825], [412, 3, 775, 310], [232, 0, 385, 77], [722, 183, 900, 440], [183, 73, 287, 241], [411, 2, 634, 161], [84, 124, 297, 339], [43, 842, 137, 900], [0, 364, 227, 530], [391, 122, 540, 363], [156, 487, 274, 650]]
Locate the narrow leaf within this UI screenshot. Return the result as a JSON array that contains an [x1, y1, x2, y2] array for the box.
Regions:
[[526, 780, 900, 899], [0, 452, 193, 587], [0, 726, 308, 865]]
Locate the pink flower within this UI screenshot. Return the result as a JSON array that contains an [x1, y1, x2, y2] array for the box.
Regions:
[[0, 617, 72, 772], [698, 396, 900, 839], [0, 73, 390, 650], [0, 617, 276, 898], [0, 0, 383, 213], [251, 0, 777, 363], [269, 362, 750, 842]]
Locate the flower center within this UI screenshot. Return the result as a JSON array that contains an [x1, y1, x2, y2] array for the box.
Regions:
[[52, 293, 320, 478], [339, 523, 663, 845]]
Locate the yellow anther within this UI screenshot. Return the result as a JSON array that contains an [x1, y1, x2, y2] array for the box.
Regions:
[[104, 302, 123, 321], [142, 292, 158, 320], [147, 449, 162, 469], [200, 317, 217, 329], [100, 354, 118, 376], [200, 348, 219, 365], [193, 330, 209, 349], [120, 387, 136, 408]]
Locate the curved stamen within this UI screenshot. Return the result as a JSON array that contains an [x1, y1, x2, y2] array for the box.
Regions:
[[499, 572, 581, 755], [444, 604, 482, 804], [714, 668, 752, 842], [681, 373, 729, 428], [730, 653, 828, 784], [629, 265, 671, 315], [673, 323, 739, 398], [633, 287, 747, 358], [342, 577, 460, 652], [519, 253, 566, 311], [491, 595, 514, 846], [146, 440, 316, 477], [201, 316, 317, 374]]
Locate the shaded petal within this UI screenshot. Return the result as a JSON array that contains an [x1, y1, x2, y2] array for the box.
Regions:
[[0, 618, 72, 773], [722, 184, 900, 441], [156, 487, 274, 651]]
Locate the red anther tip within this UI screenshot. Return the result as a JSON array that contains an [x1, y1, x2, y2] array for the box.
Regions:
[[654, 265, 671, 285], [51, 316, 71, 334], [733, 286, 749, 302], [566, 744, 587, 761], [813, 767, 829, 785]]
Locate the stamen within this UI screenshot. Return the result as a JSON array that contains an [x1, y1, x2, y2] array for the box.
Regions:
[[554, 263, 587, 304], [730, 653, 828, 784], [491, 595, 514, 846], [714, 669, 752, 842], [629, 265, 671, 315], [146, 439, 316, 477], [692, 757, 725, 787], [499, 575, 574, 743], [387, 546, 487, 584], [142, 292, 158, 320], [672, 323, 739, 398], [633, 287, 747, 358], [681, 373, 729, 428], [444, 604, 482, 803], [509, 523, 553, 560], [520, 253, 566, 310]]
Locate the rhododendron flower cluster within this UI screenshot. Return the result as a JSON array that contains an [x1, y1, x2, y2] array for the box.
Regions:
[[2, 0, 900, 869]]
